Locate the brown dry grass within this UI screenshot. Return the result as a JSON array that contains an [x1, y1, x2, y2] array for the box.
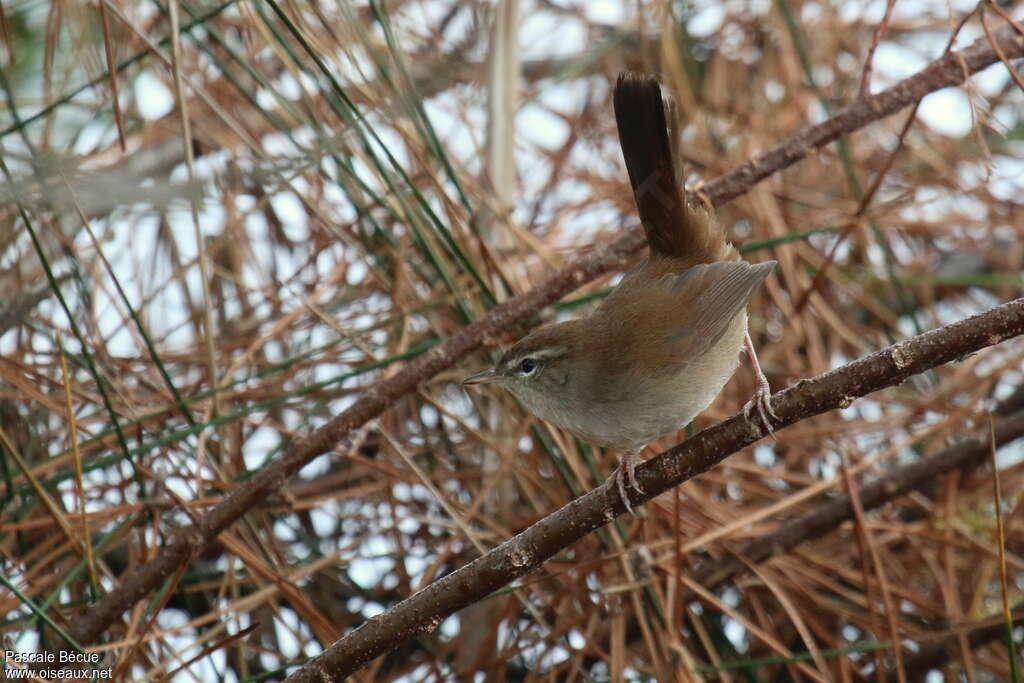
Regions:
[[1, 1, 1022, 681]]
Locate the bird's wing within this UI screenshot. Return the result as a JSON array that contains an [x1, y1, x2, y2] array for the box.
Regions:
[[605, 260, 776, 370], [670, 259, 775, 355]]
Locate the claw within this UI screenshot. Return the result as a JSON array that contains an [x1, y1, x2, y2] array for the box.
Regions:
[[607, 450, 644, 515], [615, 469, 631, 515], [743, 384, 778, 440]]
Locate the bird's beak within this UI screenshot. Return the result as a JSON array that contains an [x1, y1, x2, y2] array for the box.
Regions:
[[461, 368, 501, 386]]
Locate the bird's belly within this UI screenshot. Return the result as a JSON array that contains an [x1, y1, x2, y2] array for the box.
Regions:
[[550, 315, 747, 450]]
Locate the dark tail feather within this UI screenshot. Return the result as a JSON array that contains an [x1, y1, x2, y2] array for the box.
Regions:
[[613, 72, 727, 263]]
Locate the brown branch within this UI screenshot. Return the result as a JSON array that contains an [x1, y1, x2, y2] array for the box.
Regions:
[[704, 23, 1024, 206], [691, 408, 1024, 589], [285, 296, 1024, 681], [889, 603, 1024, 682], [64, 23, 1024, 648], [858, 0, 899, 98]]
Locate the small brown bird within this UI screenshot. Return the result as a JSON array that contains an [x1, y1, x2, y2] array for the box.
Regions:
[[463, 73, 776, 512]]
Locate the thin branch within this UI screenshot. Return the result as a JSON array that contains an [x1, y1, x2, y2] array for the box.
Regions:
[[691, 407, 1024, 589], [890, 604, 1024, 682], [704, 23, 1024, 206], [61, 22, 1024, 649], [286, 296, 1024, 681]]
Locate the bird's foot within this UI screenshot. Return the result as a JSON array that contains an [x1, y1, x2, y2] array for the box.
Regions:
[[743, 332, 778, 439], [743, 381, 778, 439], [606, 450, 644, 515]]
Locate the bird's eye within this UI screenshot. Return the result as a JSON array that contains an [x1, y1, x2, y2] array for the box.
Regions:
[[519, 358, 538, 375]]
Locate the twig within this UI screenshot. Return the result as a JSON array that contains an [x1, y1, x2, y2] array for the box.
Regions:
[[702, 24, 1024, 206], [691, 409, 1024, 589], [859, 0, 898, 98], [890, 604, 1024, 682]]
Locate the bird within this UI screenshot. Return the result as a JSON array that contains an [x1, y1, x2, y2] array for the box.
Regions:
[[463, 72, 776, 513]]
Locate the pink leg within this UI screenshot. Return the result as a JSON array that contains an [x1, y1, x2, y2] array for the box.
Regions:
[[606, 450, 644, 514], [742, 332, 778, 438]]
